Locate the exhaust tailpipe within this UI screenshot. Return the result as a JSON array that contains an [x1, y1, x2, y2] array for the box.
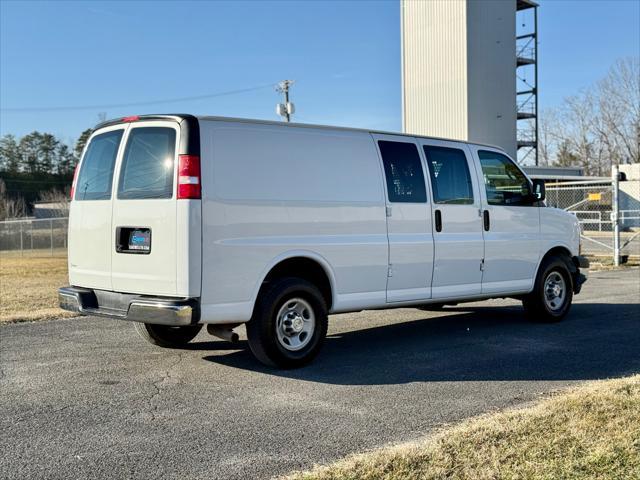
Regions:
[[207, 325, 239, 343]]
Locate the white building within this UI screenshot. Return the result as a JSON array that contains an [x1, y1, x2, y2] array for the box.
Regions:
[[401, 0, 530, 159]]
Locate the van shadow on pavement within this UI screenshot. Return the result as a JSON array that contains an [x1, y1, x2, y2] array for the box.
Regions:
[[199, 302, 640, 386]]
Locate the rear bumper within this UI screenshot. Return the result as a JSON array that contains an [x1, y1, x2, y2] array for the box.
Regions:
[[58, 286, 199, 326]]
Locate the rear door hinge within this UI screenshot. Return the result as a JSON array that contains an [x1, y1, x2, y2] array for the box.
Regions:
[[386, 206, 392, 217], [480, 259, 485, 271], [387, 264, 394, 277]]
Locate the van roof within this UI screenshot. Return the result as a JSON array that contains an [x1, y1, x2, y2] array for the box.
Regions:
[[94, 114, 506, 152]]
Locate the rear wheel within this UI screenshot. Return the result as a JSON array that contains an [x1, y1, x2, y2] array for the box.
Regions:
[[523, 255, 573, 323], [246, 277, 328, 368], [134, 322, 202, 348]]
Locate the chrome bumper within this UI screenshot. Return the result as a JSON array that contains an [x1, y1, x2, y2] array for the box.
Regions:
[[58, 286, 198, 326]]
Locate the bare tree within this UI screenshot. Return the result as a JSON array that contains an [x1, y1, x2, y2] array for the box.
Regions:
[[559, 92, 604, 176], [0, 179, 28, 220], [539, 57, 639, 175], [595, 57, 640, 165], [538, 108, 559, 167], [4, 197, 28, 219]]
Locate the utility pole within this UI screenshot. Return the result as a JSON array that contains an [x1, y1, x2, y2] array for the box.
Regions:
[[276, 80, 295, 122]]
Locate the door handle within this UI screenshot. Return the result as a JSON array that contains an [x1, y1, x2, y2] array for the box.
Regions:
[[435, 209, 442, 232], [483, 210, 490, 231]]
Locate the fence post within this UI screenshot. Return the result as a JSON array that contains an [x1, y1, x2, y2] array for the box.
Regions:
[[50, 219, 54, 257], [30, 221, 34, 252], [19, 221, 23, 257], [612, 165, 620, 267], [598, 211, 602, 232]]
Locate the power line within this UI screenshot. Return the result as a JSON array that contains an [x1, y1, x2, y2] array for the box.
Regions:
[[1, 83, 278, 113]]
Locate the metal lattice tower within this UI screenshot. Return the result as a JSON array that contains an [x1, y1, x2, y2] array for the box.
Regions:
[[516, 0, 539, 165]]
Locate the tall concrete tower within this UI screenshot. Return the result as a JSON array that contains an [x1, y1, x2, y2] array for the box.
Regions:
[[401, 0, 519, 159]]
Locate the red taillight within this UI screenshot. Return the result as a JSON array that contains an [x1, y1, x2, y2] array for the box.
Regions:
[[122, 115, 140, 122], [177, 155, 201, 199], [70, 163, 80, 200]]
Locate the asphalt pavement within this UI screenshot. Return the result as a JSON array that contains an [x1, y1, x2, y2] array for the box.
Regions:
[[1, 268, 639, 480]]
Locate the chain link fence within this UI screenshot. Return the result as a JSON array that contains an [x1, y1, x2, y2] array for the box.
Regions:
[[0, 217, 68, 257], [545, 174, 640, 262]]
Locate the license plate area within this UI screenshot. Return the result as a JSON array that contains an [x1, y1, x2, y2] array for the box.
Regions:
[[116, 227, 151, 254]]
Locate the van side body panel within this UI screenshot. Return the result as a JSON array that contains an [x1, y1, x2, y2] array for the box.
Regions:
[[538, 207, 581, 260], [199, 121, 389, 323]]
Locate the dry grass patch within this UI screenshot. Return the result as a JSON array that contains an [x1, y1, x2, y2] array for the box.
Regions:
[[284, 375, 640, 480], [0, 255, 75, 323]]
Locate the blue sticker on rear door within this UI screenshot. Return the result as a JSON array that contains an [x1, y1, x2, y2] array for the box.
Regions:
[[128, 229, 151, 252]]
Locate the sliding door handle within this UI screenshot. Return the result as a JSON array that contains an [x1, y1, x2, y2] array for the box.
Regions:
[[435, 209, 442, 233], [483, 210, 490, 231]]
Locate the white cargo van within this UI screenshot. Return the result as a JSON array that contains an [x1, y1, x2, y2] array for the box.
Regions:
[[60, 114, 588, 368]]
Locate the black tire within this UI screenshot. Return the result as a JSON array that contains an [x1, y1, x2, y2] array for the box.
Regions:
[[246, 277, 328, 368], [523, 254, 574, 323], [134, 322, 202, 348]]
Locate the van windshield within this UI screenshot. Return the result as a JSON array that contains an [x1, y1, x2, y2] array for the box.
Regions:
[[75, 130, 123, 201], [117, 127, 176, 200]]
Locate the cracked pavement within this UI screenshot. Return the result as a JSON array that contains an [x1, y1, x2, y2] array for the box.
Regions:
[[1, 268, 639, 479]]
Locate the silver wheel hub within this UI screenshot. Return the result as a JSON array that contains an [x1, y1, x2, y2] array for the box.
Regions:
[[276, 298, 315, 352], [284, 311, 305, 334], [543, 271, 566, 312]]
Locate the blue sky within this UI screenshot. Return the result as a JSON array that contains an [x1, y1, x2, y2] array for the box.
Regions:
[[1, 0, 638, 143]]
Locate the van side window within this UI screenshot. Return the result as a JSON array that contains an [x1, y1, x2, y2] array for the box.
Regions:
[[378, 141, 427, 203], [478, 150, 532, 206], [118, 127, 176, 200], [423, 146, 474, 205], [74, 130, 123, 201]]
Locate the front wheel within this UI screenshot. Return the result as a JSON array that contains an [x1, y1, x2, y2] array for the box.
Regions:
[[523, 255, 573, 323], [246, 277, 328, 368], [134, 322, 202, 348]]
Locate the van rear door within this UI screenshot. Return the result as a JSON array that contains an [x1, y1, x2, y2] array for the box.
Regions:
[[110, 121, 180, 296], [68, 124, 127, 290]]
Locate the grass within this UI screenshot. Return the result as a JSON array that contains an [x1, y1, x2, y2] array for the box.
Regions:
[[0, 255, 75, 323], [0, 247, 68, 258], [283, 375, 640, 480]]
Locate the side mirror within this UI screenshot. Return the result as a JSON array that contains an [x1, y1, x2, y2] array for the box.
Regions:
[[532, 179, 546, 202]]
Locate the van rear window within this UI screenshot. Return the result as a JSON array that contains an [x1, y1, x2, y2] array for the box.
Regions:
[[75, 130, 123, 201], [117, 127, 176, 200]]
